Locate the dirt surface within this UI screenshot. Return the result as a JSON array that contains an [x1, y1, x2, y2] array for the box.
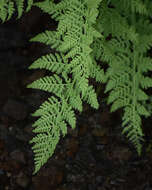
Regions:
[[0, 7, 152, 190]]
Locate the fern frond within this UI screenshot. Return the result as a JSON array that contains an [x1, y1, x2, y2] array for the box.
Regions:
[[2, 0, 152, 174], [34, 0, 68, 21], [109, 0, 148, 15], [26, 0, 34, 12], [0, 0, 12, 22], [31, 129, 60, 174], [89, 58, 106, 83], [28, 0, 103, 173], [27, 74, 68, 97], [30, 31, 61, 49], [15, 0, 24, 18], [0, 0, 34, 21], [28, 53, 69, 74], [30, 95, 77, 174], [98, 0, 152, 154]]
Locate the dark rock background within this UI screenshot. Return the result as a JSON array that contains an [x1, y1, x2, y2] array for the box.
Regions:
[[0, 6, 152, 190]]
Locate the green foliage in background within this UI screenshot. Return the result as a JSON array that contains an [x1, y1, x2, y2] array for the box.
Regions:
[[0, 0, 33, 21], [1, 0, 152, 174]]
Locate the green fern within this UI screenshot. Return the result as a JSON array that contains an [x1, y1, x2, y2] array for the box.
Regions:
[[92, 0, 152, 154], [28, 0, 104, 174], [0, 0, 33, 22], [1, 0, 152, 174]]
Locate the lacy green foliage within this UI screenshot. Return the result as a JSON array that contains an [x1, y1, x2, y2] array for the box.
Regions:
[[0, 0, 33, 21], [27, 0, 104, 174], [92, 0, 152, 154], [1, 0, 152, 174]]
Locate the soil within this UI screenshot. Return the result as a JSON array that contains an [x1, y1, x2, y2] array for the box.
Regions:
[[0, 6, 152, 190]]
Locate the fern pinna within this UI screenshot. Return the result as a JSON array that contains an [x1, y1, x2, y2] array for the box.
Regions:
[[0, 0, 33, 21], [92, 0, 152, 154], [27, 0, 104, 174]]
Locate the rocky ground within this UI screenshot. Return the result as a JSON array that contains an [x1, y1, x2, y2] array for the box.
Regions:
[[0, 7, 152, 190]]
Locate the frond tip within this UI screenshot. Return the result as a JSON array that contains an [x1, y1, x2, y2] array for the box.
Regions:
[[29, 96, 76, 174], [0, 0, 33, 22], [30, 129, 60, 174]]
